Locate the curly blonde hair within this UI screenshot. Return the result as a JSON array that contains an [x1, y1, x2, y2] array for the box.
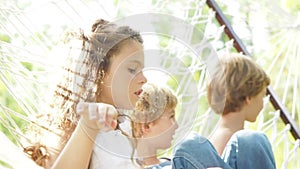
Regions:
[[207, 53, 270, 115], [131, 83, 177, 138]]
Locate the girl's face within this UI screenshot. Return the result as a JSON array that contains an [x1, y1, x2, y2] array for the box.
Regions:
[[99, 41, 147, 109]]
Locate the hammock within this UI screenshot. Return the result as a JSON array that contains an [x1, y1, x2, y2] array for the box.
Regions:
[[0, 0, 299, 168]]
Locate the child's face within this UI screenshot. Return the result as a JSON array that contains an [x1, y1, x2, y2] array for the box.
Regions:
[[147, 109, 178, 149], [99, 41, 147, 109], [246, 87, 267, 122]]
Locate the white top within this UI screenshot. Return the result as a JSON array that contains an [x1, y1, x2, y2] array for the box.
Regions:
[[89, 121, 138, 169]]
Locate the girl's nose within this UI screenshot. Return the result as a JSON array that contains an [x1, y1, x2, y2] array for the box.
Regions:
[[138, 71, 147, 84]]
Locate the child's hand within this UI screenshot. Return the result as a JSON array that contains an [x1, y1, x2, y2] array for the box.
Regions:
[[76, 102, 118, 132]]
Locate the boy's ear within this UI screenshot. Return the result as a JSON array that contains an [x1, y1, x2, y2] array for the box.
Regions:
[[245, 96, 251, 104], [141, 122, 156, 135], [141, 123, 151, 134]]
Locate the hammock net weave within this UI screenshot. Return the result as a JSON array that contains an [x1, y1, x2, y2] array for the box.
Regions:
[[0, 0, 299, 168]]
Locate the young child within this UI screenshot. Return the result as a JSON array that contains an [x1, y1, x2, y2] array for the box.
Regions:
[[43, 18, 147, 169], [131, 83, 178, 169], [171, 53, 276, 169], [207, 53, 275, 168]]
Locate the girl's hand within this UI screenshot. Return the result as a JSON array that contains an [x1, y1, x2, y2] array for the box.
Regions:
[[76, 102, 118, 133]]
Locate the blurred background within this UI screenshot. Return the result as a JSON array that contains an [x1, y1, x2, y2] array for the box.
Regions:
[[0, 0, 299, 168]]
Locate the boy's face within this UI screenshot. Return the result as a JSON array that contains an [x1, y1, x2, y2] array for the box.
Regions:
[[246, 87, 267, 122], [147, 109, 178, 150]]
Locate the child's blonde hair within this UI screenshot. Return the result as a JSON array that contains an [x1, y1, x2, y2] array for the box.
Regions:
[[207, 53, 270, 114], [131, 83, 177, 138]]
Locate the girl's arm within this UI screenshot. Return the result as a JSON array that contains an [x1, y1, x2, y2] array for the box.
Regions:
[[51, 102, 118, 169], [51, 118, 98, 169]]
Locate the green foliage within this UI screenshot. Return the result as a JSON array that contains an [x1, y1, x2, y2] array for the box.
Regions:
[[159, 38, 170, 48], [0, 80, 25, 145], [0, 34, 11, 43], [0, 28, 35, 145], [0, 0, 299, 168], [0, 159, 12, 169], [284, 0, 300, 15], [21, 62, 33, 71]]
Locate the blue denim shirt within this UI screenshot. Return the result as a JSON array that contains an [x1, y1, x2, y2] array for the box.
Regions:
[[221, 130, 276, 169], [172, 132, 231, 169], [171, 131, 276, 169]]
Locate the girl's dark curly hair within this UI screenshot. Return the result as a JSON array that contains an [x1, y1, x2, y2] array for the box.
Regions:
[[24, 18, 143, 168]]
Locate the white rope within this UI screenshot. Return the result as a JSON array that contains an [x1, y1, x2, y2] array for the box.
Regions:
[[0, 0, 299, 168], [291, 32, 300, 120]]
